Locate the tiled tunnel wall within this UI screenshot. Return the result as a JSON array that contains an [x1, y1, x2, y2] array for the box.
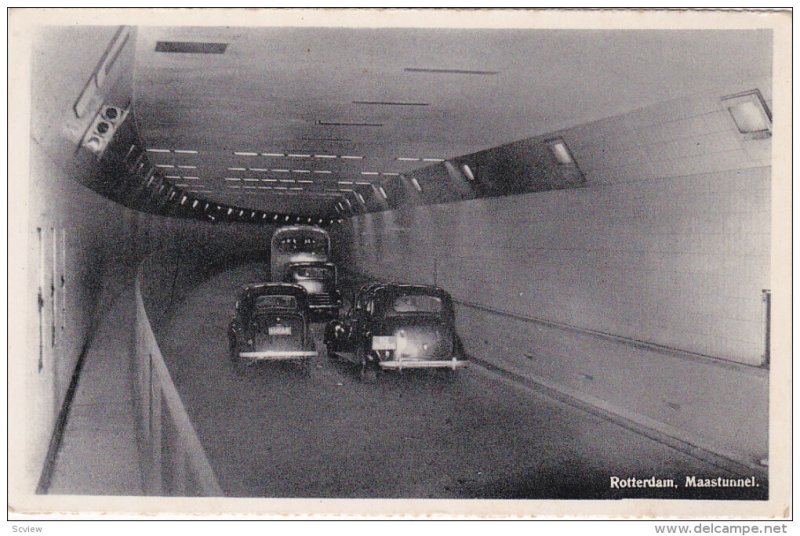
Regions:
[[334, 78, 772, 465]]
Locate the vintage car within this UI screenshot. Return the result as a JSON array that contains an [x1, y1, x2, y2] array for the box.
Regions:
[[323, 282, 468, 381], [228, 283, 317, 372], [283, 262, 342, 318]]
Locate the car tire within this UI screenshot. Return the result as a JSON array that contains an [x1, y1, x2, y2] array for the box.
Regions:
[[358, 347, 378, 383]]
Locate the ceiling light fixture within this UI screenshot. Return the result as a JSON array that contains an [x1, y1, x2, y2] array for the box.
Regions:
[[146, 148, 171, 153], [314, 154, 337, 159], [461, 164, 475, 181], [341, 155, 364, 160], [316, 121, 382, 127], [155, 164, 174, 168], [721, 89, 772, 139], [174, 149, 198, 154], [396, 157, 420, 161], [262, 152, 285, 157], [288, 153, 311, 158], [377, 186, 388, 199], [404, 67, 497, 75], [234, 151, 258, 156], [422, 158, 445, 162]]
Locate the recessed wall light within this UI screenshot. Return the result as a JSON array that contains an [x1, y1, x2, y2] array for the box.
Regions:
[[722, 89, 771, 139], [546, 138, 576, 165]]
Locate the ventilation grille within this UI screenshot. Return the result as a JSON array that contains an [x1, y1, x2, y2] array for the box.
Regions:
[[155, 41, 228, 54]]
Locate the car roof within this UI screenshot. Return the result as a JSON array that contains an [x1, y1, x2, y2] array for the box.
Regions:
[[240, 282, 308, 297]]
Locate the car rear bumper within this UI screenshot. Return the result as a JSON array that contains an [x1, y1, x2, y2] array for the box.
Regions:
[[239, 350, 317, 360], [379, 359, 468, 371]]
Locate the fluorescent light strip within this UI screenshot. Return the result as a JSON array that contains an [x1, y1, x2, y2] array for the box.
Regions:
[[341, 155, 363, 160], [410, 177, 423, 192], [289, 187, 304, 191], [178, 165, 197, 169], [361, 171, 379, 175], [378, 186, 388, 199], [272, 169, 290, 173], [298, 180, 314, 184], [381, 172, 400, 176], [314, 154, 337, 159], [183, 176, 200, 180], [258, 186, 273, 190], [234, 151, 258, 156], [174, 149, 198, 154], [146, 148, 171, 153], [292, 169, 311, 174], [279, 179, 296, 183], [243, 178, 259, 182], [262, 152, 285, 157], [313, 170, 332, 174], [423, 158, 444, 162], [355, 181, 372, 185], [262, 179, 277, 183], [165, 175, 181, 179], [404, 67, 498, 75], [175, 183, 190, 187], [243, 185, 257, 189], [288, 153, 311, 158], [397, 157, 420, 161], [227, 185, 241, 189], [316, 121, 382, 127], [224, 178, 241, 181], [275, 186, 288, 190], [338, 181, 353, 185], [155, 164, 174, 168], [228, 167, 246, 171], [249, 168, 267, 172]]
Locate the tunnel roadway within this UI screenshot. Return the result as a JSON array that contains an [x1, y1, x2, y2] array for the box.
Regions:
[[157, 263, 766, 499]]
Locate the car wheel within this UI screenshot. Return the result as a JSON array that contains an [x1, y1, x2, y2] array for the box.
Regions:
[[358, 347, 378, 383]]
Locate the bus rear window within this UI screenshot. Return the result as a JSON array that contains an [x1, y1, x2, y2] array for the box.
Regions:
[[391, 294, 442, 314], [276, 236, 327, 254]]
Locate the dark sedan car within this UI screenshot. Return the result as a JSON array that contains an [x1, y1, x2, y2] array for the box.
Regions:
[[228, 283, 317, 372], [283, 262, 342, 318], [323, 283, 468, 381]]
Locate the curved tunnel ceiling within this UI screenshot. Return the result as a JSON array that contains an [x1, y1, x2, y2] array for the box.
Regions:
[[132, 26, 771, 217]]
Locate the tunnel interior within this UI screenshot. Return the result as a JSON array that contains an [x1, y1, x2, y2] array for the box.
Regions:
[[13, 19, 775, 506]]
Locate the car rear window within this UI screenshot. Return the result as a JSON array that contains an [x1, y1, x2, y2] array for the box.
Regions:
[[254, 295, 297, 311], [391, 294, 442, 314]]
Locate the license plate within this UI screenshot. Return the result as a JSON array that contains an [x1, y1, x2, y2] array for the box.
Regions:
[[268, 325, 292, 336], [372, 336, 397, 350]]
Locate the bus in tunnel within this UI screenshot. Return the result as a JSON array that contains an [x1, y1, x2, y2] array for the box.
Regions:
[[7, 9, 791, 519]]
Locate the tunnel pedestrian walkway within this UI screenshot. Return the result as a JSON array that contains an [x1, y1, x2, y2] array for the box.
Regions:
[[47, 263, 143, 496]]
